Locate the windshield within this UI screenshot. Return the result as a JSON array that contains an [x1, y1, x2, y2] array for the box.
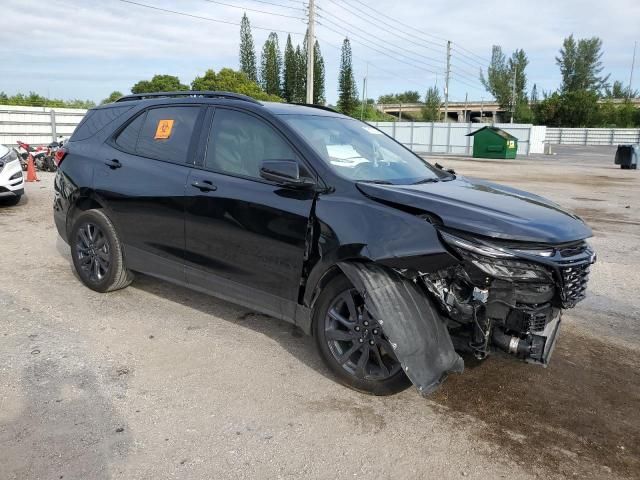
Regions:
[[281, 115, 445, 184]]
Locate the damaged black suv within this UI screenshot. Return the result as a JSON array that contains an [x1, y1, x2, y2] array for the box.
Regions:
[[53, 91, 595, 396]]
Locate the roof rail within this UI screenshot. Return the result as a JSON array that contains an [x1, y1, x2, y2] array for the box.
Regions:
[[115, 91, 262, 105], [292, 103, 339, 113]]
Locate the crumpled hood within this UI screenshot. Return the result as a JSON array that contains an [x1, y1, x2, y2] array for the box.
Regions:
[[356, 176, 592, 244]]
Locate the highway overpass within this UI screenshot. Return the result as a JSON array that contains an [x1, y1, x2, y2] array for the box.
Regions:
[[377, 98, 640, 122]]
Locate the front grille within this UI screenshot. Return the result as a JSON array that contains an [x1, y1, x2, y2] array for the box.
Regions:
[[560, 263, 591, 308], [558, 242, 589, 258]]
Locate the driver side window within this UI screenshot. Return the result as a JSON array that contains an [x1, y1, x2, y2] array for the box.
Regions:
[[204, 108, 299, 179]]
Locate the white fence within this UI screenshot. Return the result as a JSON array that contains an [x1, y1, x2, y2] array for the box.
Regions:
[[368, 122, 546, 155], [0, 105, 87, 146], [545, 128, 640, 145]]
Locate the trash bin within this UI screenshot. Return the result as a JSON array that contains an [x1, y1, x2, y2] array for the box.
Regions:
[[614, 144, 639, 169], [466, 126, 518, 159]]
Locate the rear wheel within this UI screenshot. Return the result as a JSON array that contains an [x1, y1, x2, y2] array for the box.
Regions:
[[70, 209, 133, 293], [313, 275, 411, 395]]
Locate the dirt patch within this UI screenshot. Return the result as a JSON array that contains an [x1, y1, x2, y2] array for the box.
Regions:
[[431, 327, 640, 478], [573, 207, 640, 228]]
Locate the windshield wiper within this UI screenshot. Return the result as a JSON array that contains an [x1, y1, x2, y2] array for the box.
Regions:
[[358, 179, 394, 185], [412, 177, 440, 185]]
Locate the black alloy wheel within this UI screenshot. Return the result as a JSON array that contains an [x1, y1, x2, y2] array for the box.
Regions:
[[75, 222, 111, 283], [314, 275, 410, 395]]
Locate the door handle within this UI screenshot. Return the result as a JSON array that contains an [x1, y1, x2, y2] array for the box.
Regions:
[[104, 159, 122, 169], [191, 180, 217, 192]]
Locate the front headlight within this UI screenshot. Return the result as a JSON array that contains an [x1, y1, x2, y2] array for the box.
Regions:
[[440, 231, 552, 281], [0, 148, 18, 168]]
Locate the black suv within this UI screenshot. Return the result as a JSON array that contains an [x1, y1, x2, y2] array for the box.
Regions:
[[54, 91, 595, 396]]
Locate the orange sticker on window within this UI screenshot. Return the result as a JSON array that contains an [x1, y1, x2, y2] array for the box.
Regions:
[[154, 119, 174, 139]]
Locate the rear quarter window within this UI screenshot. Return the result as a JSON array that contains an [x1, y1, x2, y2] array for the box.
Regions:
[[70, 105, 133, 141]]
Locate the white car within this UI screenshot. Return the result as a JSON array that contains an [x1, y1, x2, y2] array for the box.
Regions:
[[0, 144, 24, 205]]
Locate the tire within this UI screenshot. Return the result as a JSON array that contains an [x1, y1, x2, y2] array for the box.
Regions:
[[0, 194, 21, 206], [70, 209, 133, 293], [313, 274, 411, 395]]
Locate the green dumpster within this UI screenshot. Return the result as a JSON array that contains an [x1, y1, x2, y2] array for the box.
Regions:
[[466, 126, 518, 159]]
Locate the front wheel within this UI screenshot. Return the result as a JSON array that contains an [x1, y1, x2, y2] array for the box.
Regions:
[[313, 274, 411, 395], [70, 209, 133, 293]]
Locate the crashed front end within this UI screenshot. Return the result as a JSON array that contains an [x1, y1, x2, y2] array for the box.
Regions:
[[421, 230, 596, 366]]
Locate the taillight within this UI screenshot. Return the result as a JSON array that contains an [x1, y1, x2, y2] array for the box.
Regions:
[[54, 148, 67, 166]]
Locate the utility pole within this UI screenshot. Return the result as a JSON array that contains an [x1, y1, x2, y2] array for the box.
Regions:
[[444, 40, 451, 122], [360, 64, 368, 120], [306, 0, 315, 104], [629, 41, 637, 99], [480, 96, 484, 122], [463, 92, 468, 123], [510, 63, 517, 124]]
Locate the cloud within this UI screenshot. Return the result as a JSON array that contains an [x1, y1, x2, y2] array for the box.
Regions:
[[0, 0, 637, 103]]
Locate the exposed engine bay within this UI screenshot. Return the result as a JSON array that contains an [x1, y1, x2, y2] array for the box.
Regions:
[[419, 230, 596, 365]]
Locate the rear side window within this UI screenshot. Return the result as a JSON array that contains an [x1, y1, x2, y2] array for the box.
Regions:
[[115, 112, 145, 152], [135, 106, 200, 163], [70, 105, 133, 141]]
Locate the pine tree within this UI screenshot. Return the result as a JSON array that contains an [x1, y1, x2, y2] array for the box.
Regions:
[[556, 35, 609, 94], [293, 45, 306, 103], [282, 35, 297, 102], [337, 38, 358, 116], [239, 14, 258, 83], [261, 32, 282, 96], [421, 86, 441, 121], [313, 40, 326, 104]]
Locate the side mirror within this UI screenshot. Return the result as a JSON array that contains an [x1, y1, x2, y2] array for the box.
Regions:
[[260, 159, 315, 188]]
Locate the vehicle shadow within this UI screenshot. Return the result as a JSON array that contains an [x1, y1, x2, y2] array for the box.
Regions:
[[131, 273, 333, 381]]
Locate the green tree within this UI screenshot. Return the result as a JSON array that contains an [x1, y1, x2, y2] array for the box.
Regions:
[[191, 68, 281, 101], [421, 86, 441, 121], [239, 13, 258, 83], [131, 75, 188, 94], [481, 46, 529, 120], [261, 32, 282, 96], [282, 35, 297, 102], [313, 40, 326, 104], [378, 91, 421, 104], [556, 35, 609, 95], [101, 91, 123, 104], [604, 80, 639, 99], [337, 38, 358, 116], [293, 45, 306, 103], [0, 91, 94, 108], [530, 83, 538, 105]]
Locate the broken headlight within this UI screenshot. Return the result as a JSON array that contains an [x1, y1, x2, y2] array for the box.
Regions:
[[440, 231, 552, 281]]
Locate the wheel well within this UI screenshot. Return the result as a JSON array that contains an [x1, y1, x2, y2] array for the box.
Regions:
[[66, 196, 103, 237]]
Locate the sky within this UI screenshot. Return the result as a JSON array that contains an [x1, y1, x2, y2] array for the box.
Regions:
[[1, 0, 638, 105]]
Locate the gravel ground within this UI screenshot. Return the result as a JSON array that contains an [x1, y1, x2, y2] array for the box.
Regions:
[[0, 148, 638, 480]]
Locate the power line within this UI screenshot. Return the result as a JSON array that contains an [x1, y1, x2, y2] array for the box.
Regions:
[[118, 0, 304, 35], [319, 0, 446, 55], [242, 0, 306, 10], [317, 12, 444, 70], [345, 0, 489, 67], [453, 43, 490, 65], [200, 0, 305, 19], [317, 21, 441, 76], [336, 2, 446, 48], [315, 34, 434, 94]]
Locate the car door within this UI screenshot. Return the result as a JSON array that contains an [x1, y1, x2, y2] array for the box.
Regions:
[[95, 104, 204, 281], [184, 106, 316, 320]]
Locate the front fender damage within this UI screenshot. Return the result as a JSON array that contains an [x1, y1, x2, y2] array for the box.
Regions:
[[337, 261, 464, 395]]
